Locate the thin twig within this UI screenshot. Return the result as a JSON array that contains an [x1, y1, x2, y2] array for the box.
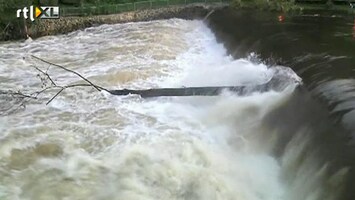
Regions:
[[0, 90, 36, 99], [1, 56, 113, 114], [32, 65, 57, 86], [0, 90, 35, 116], [31, 55, 107, 92], [30, 86, 57, 97], [46, 88, 64, 105], [42, 84, 104, 105]]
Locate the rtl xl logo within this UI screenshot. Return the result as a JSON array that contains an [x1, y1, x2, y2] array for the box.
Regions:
[[16, 6, 60, 21]]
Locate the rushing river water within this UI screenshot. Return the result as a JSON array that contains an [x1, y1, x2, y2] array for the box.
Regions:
[[0, 16, 353, 200]]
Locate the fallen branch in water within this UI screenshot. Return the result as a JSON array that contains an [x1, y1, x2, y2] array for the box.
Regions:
[[109, 84, 272, 97], [0, 56, 110, 115], [29, 56, 277, 99], [0, 90, 37, 115], [31, 55, 107, 92], [1, 56, 286, 115], [30, 56, 111, 104]]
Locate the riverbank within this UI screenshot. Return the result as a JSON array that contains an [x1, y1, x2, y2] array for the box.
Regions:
[[0, 4, 225, 41], [231, 0, 355, 14], [2, 1, 353, 42]]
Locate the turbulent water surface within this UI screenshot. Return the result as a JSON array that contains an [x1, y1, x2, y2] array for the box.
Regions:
[[0, 18, 351, 200]]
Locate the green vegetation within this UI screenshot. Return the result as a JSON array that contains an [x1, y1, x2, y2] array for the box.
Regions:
[[0, 0, 223, 40], [0, 0, 32, 21], [231, 0, 302, 12], [0, 0, 353, 40], [0, 0, 35, 40], [230, 0, 355, 13]]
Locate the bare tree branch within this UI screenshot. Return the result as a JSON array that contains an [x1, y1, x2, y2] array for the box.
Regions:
[[0, 90, 35, 116], [1, 55, 113, 115], [31, 55, 107, 92], [2, 55, 289, 116], [32, 65, 56, 86], [0, 90, 37, 99], [43, 84, 102, 105], [46, 88, 64, 105]]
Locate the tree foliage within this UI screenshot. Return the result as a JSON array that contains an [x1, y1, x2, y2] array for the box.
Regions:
[[232, 0, 300, 11], [0, 0, 32, 9]]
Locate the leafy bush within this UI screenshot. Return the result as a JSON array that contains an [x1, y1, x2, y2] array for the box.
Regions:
[[80, 0, 136, 4], [0, 0, 32, 8], [231, 0, 300, 12], [0, 0, 34, 22]]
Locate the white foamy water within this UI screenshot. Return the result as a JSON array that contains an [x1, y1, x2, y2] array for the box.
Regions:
[[0, 19, 301, 200]]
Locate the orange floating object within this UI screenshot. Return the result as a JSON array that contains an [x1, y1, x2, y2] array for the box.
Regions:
[[278, 15, 285, 22]]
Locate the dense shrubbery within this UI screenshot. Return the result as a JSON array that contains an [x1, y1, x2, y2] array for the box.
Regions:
[[0, 0, 33, 8], [0, 0, 33, 21], [0, 0, 129, 20], [81, 0, 142, 4], [231, 0, 301, 12]]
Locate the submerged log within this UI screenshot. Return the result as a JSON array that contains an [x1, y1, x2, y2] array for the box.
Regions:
[[109, 83, 274, 98], [108, 75, 300, 98], [109, 86, 234, 97], [30, 55, 300, 102]]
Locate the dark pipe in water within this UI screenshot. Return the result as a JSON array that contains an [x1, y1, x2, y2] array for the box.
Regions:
[[109, 76, 297, 97]]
